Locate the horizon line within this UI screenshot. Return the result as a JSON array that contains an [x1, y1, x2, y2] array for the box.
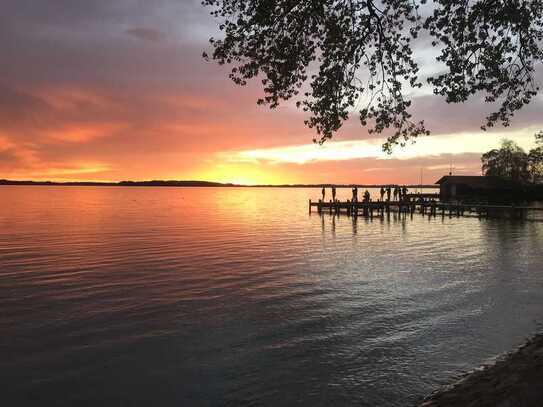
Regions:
[[0, 179, 440, 188]]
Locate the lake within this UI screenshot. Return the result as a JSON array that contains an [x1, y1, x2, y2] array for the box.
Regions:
[[1, 186, 543, 406]]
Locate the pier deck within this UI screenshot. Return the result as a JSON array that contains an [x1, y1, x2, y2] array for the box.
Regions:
[[309, 199, 543, 219]]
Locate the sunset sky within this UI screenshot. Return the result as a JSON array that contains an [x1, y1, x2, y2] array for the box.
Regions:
[[2, 0, 543, 184]]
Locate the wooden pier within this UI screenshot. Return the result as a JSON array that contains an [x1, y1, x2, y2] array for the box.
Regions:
[[309, 199, 543, 220]]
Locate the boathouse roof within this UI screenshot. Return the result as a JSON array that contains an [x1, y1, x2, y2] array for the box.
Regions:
[[435, 175, 516, 188]]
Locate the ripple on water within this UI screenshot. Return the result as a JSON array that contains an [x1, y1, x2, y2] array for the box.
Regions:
[[1, 186, 543, 406]]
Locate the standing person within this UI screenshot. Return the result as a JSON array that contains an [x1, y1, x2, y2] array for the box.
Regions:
[[364, 190, 370, 202], [352, 187, 358, 202], [380, 187, 385, 201], [386, 186, 391, 201], [332, 186, 336, 202], [393, 186, 398, 201], [321, 186, 325, 201], [402, 186, 408, 200]]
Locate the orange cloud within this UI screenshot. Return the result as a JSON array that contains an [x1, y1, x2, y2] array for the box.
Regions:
[[0, 135, 14, 151], [44, 122, 127, 143], [34, 86, 121, 112], [4, 162, 112, 181]]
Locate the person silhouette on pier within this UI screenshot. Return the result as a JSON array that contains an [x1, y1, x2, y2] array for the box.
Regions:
[[386, 186, 391, 202], [393, 186, 398, 201], [321, 187, 325, 201], [352, 187, 358, 202], [332, 186, 336, 202], [363, 190, 370, 202], [380, 187, 385, 201]]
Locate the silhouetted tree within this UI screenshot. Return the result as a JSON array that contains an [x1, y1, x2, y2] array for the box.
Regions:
[[528, 131, 543, 182], [203, 1, 543, 152], [482, 139, 531, 183]]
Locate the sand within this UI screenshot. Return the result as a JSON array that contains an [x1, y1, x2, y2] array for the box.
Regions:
[[420, 333, 543, 407]]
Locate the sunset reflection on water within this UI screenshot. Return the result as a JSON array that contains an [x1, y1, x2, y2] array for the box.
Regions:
[[1, 186, 543, 406]]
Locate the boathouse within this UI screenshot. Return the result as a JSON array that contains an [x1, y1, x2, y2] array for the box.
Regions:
[[436, 176, 519, 202]]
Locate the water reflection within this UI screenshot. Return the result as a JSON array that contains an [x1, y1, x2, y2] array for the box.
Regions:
[[1, 186, 543, 407], [315, 208, 416, 237]]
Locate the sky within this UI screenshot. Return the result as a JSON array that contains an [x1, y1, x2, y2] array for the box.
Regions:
[[1, 0, 542, 185]]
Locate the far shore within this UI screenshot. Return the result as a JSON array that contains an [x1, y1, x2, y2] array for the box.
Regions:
[[0, 179, 439, 189], [419, 333, 543, 406]]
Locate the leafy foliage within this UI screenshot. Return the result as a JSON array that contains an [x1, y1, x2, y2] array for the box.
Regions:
[[202, 0, 543, 152], [425, 1, 543, 130], [482, 134, 543, 183], [528, 130, 543, 181], [482, 139, 530, 182]]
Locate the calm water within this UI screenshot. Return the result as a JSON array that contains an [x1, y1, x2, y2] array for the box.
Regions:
[[1, 186, 543, 406]]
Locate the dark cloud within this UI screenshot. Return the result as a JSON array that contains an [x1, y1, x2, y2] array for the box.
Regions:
[[1, 0, 123, 28], [0, 85, 52, 126], [411, 93, 543, 135], [0, 149, 21, 166], [125, 28, 165, 42]]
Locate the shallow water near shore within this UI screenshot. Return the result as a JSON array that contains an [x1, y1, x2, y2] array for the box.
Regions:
[[2, 186, 543, 406]]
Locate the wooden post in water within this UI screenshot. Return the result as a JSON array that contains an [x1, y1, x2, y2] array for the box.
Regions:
[[309, 199, 311, 214]]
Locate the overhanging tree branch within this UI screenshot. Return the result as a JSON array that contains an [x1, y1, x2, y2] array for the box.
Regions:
[[203, 0, 543, 153]]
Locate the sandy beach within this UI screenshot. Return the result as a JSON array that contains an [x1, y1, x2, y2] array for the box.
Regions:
[[420, 333, 543, 406]]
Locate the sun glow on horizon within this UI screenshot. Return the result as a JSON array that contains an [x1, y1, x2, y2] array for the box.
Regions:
[[195, 163, 294, 185]]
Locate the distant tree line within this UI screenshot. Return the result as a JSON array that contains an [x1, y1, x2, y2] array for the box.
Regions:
[[482, 132, 543, 183]]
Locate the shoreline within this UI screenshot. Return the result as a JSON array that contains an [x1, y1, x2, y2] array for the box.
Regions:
[[419, 333, 543, 406]]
